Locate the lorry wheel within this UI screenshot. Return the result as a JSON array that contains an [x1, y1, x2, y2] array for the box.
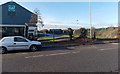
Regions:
[[30, 45, 38, 52], [2, 47, 7, 54]]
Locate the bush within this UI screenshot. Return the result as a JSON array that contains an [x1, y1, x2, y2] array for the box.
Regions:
[[79, 28, 87, 38]]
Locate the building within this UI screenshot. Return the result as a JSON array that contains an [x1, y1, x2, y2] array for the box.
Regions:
[[0, 1, 37, 38]]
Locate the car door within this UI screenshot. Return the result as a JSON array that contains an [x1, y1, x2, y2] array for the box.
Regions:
[[14, 37, 30, 50]]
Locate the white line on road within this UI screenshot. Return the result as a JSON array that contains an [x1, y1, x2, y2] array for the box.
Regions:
[[17, 53, 28, 55], [25, 51, 80, 59], [99, 49, 105, 50], [72, 51, 80, 54], [99, 48, 117, 51], [25, 55, 44, 58], [111, 43, 118, 45], [46, 52, 71, 56]]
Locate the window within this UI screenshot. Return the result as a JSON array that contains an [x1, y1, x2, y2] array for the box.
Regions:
[[29, 30, 34, 32], [14, 37, 28, 42]]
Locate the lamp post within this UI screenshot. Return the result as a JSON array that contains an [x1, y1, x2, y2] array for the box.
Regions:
[[89, 0, 92, 39], [76, 20, 79, 25]]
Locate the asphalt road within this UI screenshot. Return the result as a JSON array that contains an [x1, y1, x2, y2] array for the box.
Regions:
[[2, 43, 118, 72]]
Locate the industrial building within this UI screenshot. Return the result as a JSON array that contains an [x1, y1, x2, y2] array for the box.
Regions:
[[0, 1, 37, 38]]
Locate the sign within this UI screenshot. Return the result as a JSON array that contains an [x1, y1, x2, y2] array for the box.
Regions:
[[8, 5, 15, 12]]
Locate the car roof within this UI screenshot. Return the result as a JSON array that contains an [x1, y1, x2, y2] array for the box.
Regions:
[[3, 36, 24, 38]]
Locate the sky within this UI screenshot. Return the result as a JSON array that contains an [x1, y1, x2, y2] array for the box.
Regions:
[[0, 1, 118, 29], [19, 2, 118, 29]]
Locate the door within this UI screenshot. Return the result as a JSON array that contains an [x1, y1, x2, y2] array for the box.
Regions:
[[14, 37, 30, 50]]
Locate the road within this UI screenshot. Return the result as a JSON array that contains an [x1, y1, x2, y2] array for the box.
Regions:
[[2, 43, 118, 72]]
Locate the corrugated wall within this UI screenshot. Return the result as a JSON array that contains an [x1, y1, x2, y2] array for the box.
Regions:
[[1, 2, 33, 25]]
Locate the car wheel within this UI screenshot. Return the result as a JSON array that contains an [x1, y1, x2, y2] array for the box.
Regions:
[[30, 45, 38, 52], [1, 47, 7, 54]]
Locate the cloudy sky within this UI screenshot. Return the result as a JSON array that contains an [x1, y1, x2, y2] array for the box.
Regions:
[[0, 0, 119, 29]]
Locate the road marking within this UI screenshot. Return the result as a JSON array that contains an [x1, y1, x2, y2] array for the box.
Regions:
[[99, 49, 105, 50], [18, 53, 28, 55], [91, 46, 98, 48], [25, 51, 80, 59], [25, 55, 44, 58], [10, 53, 29, 55], [99, 48, 117, 51], [32, 55, 44, 58], [68, 47, 75, 49], [111, 43, 118, 45], [72, 51, 80, 54], [46, 52, 71, 56]]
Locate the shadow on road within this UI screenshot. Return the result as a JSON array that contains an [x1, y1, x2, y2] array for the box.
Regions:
[[4, 46, 73, 54]]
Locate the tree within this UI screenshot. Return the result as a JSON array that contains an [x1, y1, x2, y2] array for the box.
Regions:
[[68, 28, 73, 40], [91, 27, 96, 39], [29, 10, 37, 23], [93, 31, 96, 39], [29, 8, 44, 27], [28, 8, 44, 39], [79, 28, 87, 38]]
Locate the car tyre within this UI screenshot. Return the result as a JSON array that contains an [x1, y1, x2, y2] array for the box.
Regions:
[[30, 45, 38, 52], [1, 47, 7, 54]]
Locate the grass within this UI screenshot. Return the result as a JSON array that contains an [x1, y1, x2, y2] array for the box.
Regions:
[[38, 35, 112, 43], [38, 33, 118, 43], [38, 35, 68, 42], [74, 35, 79, 37], [96, 36, 108, 39], [38, 38, 68, 43], [37, 34, 49, 37], [87, 36, 108, 39], [40, 39, 68, 43], [38, 35, 79, 43]]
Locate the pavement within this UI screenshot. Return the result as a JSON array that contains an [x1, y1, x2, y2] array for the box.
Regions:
[[2, 43, 118, 72]]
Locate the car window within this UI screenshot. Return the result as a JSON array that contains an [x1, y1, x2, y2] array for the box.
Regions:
[[14, 37, 28, 42]]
